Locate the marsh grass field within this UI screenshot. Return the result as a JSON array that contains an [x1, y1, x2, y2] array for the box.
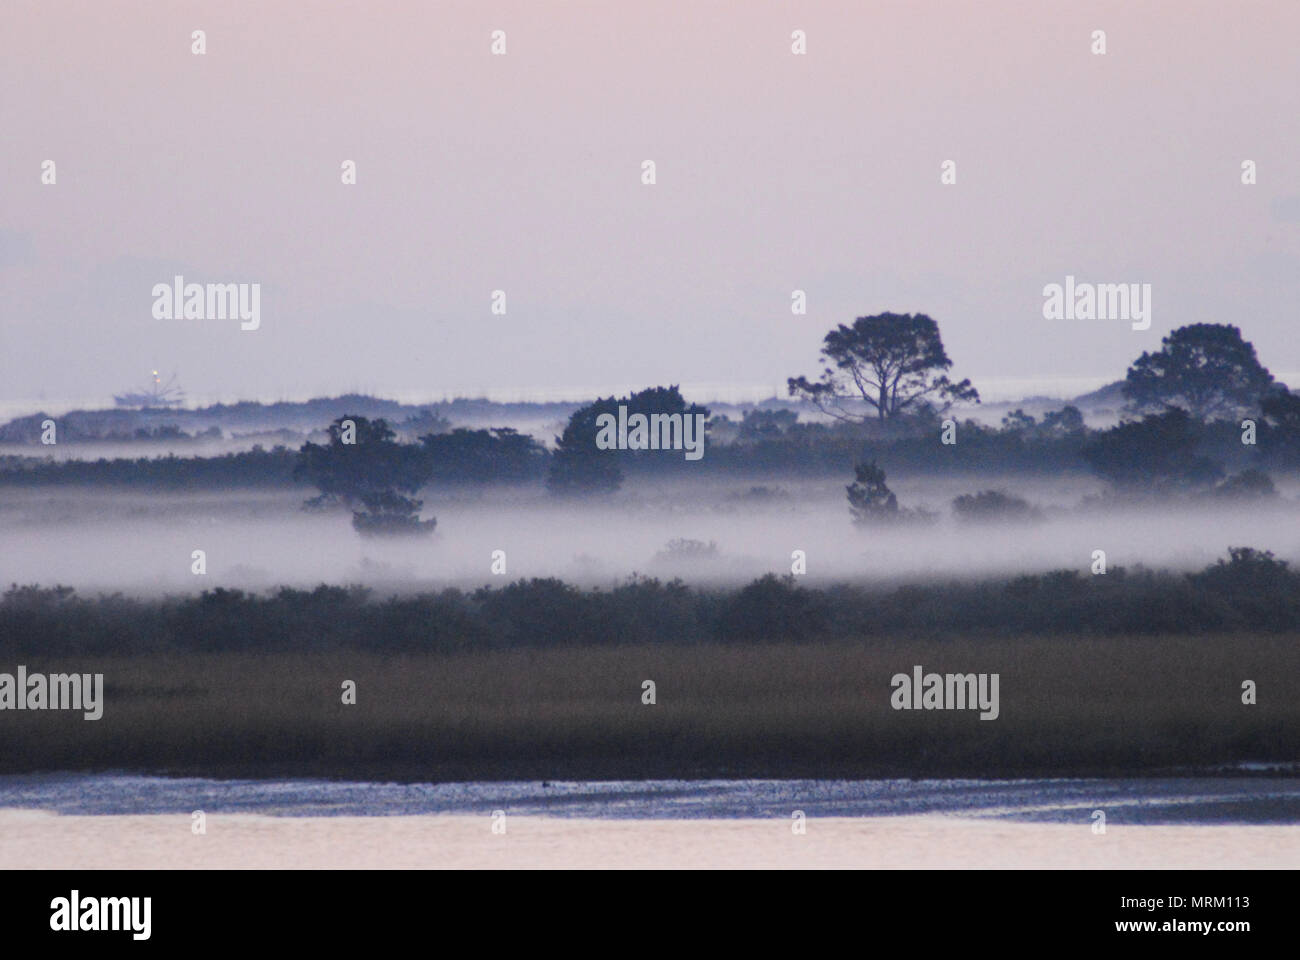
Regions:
[[4, 634, 1296, 780]]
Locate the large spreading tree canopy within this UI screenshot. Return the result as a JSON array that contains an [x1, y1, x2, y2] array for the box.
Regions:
[[294, 415, 429, 505], [546, 385, 709, 496], [294, 415, 436, 535], [1122, 323, 1274, 421], [788, 312, 978, 421]]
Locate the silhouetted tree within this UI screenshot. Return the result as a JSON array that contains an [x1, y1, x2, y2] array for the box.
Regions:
[[546, 385, 709, 495], [1000, 409, 1037, 432], [1123, 323, 1274, 421], [294, 415, 429, 507], [296, 416, 436, 536], [847, 460, 898, 524], [546, 399, 625, 496], [788, 312, 979, 421], [1040, 405, 1085, 435]]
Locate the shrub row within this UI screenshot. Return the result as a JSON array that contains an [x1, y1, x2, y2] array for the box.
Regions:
[[2, 550, 1296, 655]]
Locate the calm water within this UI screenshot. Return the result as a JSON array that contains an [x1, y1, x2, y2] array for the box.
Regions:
[[2, 773, 1299, 823], [3, 774, 1298, 867]]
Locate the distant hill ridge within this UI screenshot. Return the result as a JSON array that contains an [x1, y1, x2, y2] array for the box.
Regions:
[[0, 384, 1122, 445]]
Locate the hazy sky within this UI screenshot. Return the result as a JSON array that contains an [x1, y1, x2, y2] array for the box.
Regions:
[[2, 0, 1298, 411]]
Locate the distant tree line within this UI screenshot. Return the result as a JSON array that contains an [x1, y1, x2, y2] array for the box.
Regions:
[[294, 417, 548, 535], [2, 548, 1296, 655], [0, 447, 300, 488], [0, 424, 550, 492], [835, 316, 1299, 523], [3, 318, 1299, 499], [0, 395, 456, 444], [3, 395, 1298, 498]]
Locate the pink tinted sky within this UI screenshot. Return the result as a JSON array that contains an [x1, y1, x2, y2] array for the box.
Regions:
[[2, 0, 1298, 409]]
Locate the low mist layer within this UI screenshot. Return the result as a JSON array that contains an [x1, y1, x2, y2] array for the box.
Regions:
[[2, 476, 1296, 593]]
